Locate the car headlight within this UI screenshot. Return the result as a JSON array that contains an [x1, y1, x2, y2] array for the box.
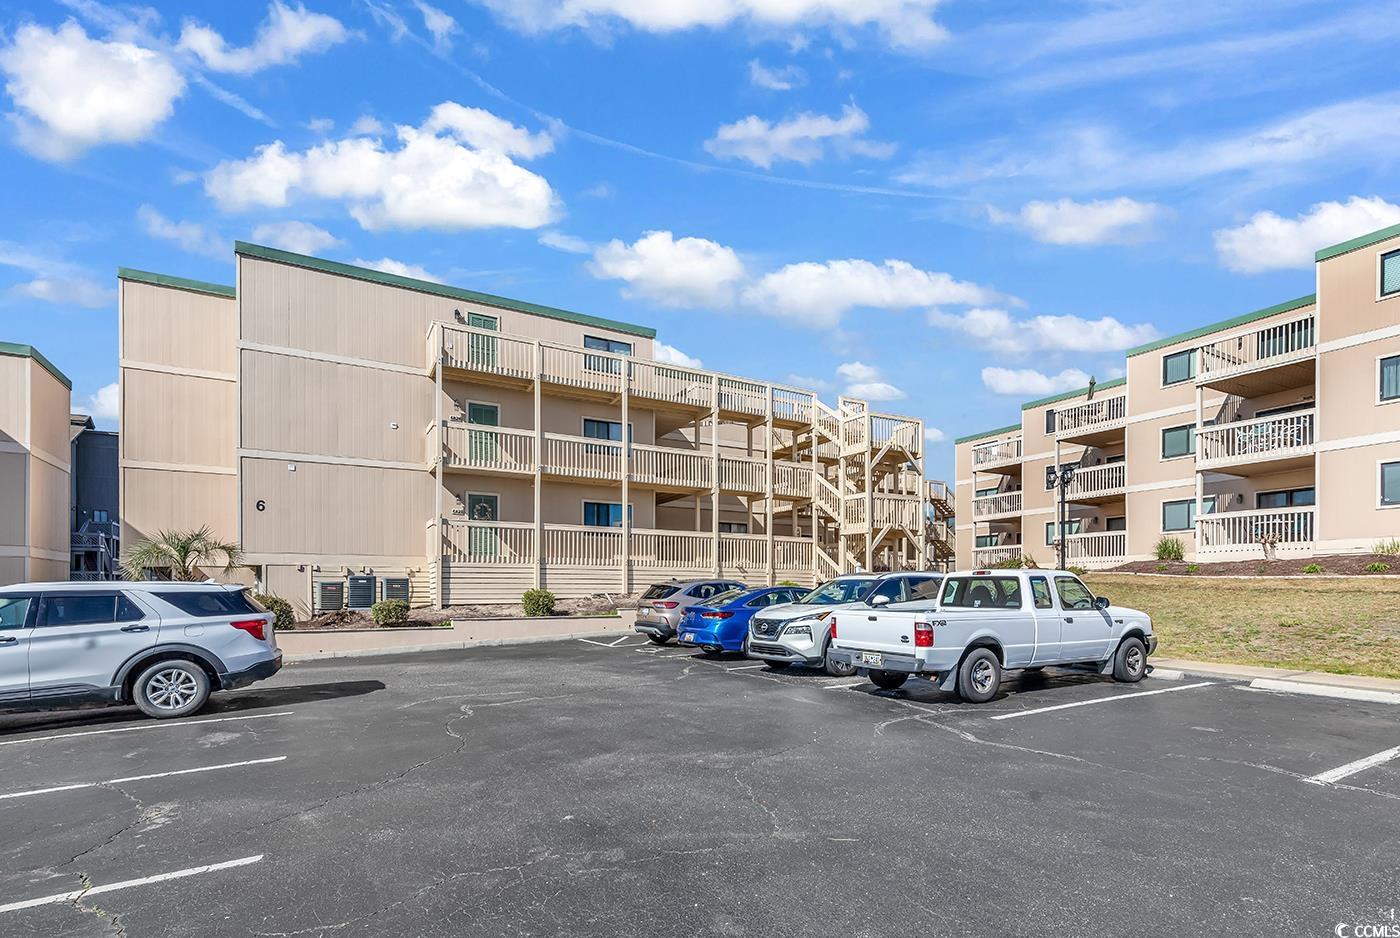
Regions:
[[781, 615, 826, 637], [782, 624, 811, 637]]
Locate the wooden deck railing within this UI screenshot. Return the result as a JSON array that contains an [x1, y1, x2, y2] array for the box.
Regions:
[[1198, 507, 1315, 555], [971, 438, 1022, 469], [1054, 395, 1127, 438], [1198, 314, 1315, 384], [1196, 410, 1315, 469], [972, 491, 1023, 519], [1064, 532, 1126, 567], [1065, 463, 1126, 500]]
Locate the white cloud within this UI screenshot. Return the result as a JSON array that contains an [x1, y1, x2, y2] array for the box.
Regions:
[[352, 257, 443, 283], [11, 277, 113, 309], [349, 115, 385, 136], [704, 104, 893, 169], [476, 0, 949, 49], [179, 2, 350, 75], [250, 220, 342, 255], [743, 258, 1001, 329], [538, 230, 592, 254], [1213, 196, 1400, 273], [837, 360, 905, 401], [0, 21, 185, 161], [137, 205, 226, 259], [785, 373, 833, 392], [414, 1, 460, 52], [926, 307, 1158, 354], [75, 382, 120, 423], [204, 102, 559, 232], [653, 342, 703, 368], [588, 230, 746, 308], [306, 116, 334, 134], [981, 366, 1092, 396], [989, 197, 1162, 245], [748, 59, 807, 91], [924, 426, 947, 444]]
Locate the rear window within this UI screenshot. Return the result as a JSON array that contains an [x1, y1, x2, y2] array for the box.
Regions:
[[940, 577, 1023, 610], [155, 589, 263, 618], [642, 584, 680, 600]]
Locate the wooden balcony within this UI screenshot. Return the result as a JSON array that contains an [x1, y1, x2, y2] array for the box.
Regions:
[[1054, 396, 1127, 445], [1064, 463, 1126, 503], [1196, 410, 1315, 474], [971, 437, 1022, 472], [972, 490, 1022, 521], [1197, 314, 1315, 397], [1063, 532, 1125, 569], [1197, 507, 1315, 558]]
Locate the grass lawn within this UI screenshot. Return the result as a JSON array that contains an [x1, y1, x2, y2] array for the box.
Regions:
[[1084, 574, 1400, 680]]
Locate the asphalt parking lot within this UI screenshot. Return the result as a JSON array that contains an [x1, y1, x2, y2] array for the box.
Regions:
[[2, 637, 1398, 937]]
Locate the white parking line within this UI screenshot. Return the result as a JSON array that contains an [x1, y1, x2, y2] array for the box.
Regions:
[[822, 681, 867, 691], [0, 855, 264, 914], [0, 757, 288, 801], [1305, 745, 1400, 786], [989, 682, 1215, 721], [0, 711, 294, 748], [725, 664, 766, 671]]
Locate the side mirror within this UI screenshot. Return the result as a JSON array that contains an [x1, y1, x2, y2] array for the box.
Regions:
[[870, 594, 891, 607], [1093, 596, 1110, 611]]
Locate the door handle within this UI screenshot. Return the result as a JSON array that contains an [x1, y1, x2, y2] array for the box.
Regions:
[[120, 624, 150, 633], [0, 635, 17, 646], [1064, 617, 1074, 623], [868, 616, 877, 621]]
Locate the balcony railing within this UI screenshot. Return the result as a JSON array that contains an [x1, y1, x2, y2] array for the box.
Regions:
[[972, 491, 1022, 520], [1197, 507, 1315, 556], [1196, 410, 1315, 470], [440, 423, 536, 473], [1055, 396, 1127, 439], [1064, 532, 1126, 568], [972, 438, 1022, 470], [972, 546, 1023, 567], [1198, 315, 1315, 385], [1065, 463, 1126, 500]]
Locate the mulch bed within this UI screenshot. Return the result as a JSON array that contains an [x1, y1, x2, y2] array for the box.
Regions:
[[1106, 553, 1398, 577], [295, 593, 637, 630]]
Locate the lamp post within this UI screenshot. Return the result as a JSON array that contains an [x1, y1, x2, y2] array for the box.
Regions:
[[1046, 463, 1076, 571]]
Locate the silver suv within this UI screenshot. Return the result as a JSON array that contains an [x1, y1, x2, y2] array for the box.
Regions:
[[634, 579, 747, 645], [0, 581, 282, 720]]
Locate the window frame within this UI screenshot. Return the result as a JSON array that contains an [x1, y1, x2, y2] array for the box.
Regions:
[[582, 500, 632, 528], [1160, 423, 1196, 460], [1053, 575, 1096, 611], [1044, 408, 1056, 435], [35, 591, 145, 628], [1380, 459, 1400, 509], [1379, 353, 1400, 405], [1028, 575, 1054, 610], [583, 335, 634, 355], [939, 576, 1023, 610], [1044, 519, 1083, 546], [0, 594, 38, 630], [1161, 348, 1196, 386], [1161, 496, 1216, 532], [1255, 488, 1315, 510], [1380, 248, 1400, 300]]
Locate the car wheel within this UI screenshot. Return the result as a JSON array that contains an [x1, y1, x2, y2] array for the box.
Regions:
[[867, 669, 907, 690], [823, 643, 857, 677], [647, 633, 671, 646], [132, 659, 211, 719], [764, 659, 791, 670], [957, 648, 1001, 703], [1112, 636, 1147, 683]]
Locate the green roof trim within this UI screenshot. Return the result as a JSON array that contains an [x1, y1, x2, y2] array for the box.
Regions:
[[1124, 294, 1315, 359], [1315, 221, 1400, 262], [234, 241, 658, 339], [1020, 376, 1126, 411], [955, 423, 1022, 445], [118, 267, 236, 299], [0, 341, 72, 389]]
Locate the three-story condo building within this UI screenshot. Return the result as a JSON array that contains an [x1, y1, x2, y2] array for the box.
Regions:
[[119, 243, 954, 616], [956, 221, 1400, 569], [1, 342, 71, 586]]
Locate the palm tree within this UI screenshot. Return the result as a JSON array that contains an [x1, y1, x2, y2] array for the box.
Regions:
[[123, 526, 244, 581]]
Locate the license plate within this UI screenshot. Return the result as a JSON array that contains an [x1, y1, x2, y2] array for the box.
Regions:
[[860, 651, 883, 668], [682, 632, 694, 642]]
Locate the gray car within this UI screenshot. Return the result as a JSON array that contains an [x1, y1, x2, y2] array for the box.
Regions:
[[0, 581, 282, 719], [633, 579, 746, 645]]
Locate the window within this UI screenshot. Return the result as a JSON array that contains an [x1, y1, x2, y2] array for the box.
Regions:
[[1045, 409, 1056, 434], [718, 521, 748, 534], [155, 589, 263, 618], [975, 486, 1000, 498], [1054, 576, 1095, 611], [907, 576, 943, 601], [868, 577, 908, 604], [798, 579, 877, 604], [642, 584, 680, 600], [1045, 520, 1082, 545], [38, 593, 143, 627], [975, 534, 999, 548], [1381, 355, 1400, 403], [1161, 424, 1196, 459], [583, 501, 631, 527], [689, 582, 731, 600], [1382, 249, 1400, 298], [941, 576, 1022, 609], [1162, 348, 1196, 385], [1256, 488, 1315, 509], [1382, 461, 1400, 507], [1029, 576, 1053, 609], [1254, 402, 1312, 418], [584, 335, 632, 355], [582, 418, 623, 442], [1161, 497, 1216, 532], [0, 596, 33, 629], [92, 510, 109, 524]]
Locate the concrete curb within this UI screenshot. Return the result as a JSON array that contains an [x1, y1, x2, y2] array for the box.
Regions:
[[283, 629, 624, 663], [1149, 657, 1400, 703], [1247, 678, 1400, 706]]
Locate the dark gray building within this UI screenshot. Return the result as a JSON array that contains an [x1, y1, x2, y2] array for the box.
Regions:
[[70, 414, 120, 579]]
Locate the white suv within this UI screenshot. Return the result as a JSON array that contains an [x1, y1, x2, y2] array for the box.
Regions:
[[0, 581, 282, 719]]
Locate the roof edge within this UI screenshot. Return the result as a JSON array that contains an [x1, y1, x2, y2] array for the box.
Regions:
[[1315, 221, 1400, 262], [0, 341, 72, 389], [1124, 294, 1316, 359], [233, 241, 658, 340], [1020, 376, 1126, 411], [955, 422, 1022, 445], [118, 267, 236, 299]]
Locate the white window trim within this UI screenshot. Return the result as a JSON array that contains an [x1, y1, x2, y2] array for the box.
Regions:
[[581, 415, 633, 443], [462, 491, 502, 521], [1161, 348, 1197, 388], [1159, 423, 1196, 462], [580, 498, 634, 527], [1160, 496, 1213, 534], [463, 399, 500, 423], [1380, 458, 1400, 510], [1377, 247, 1400, 303], [1378, 352, 1400, 407]]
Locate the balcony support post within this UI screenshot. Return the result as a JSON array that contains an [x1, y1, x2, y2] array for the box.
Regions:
[[620, 356, 631, 595], [710, 375, 721, 577], [1193, 383, 1204, 556], [693, 417, 703, 532], [809, 422, 818, 584], [533, 341, 544, 588], [864, 412, 874, 574], [765, 386, 775, 585], [433, 348, 444, 610]]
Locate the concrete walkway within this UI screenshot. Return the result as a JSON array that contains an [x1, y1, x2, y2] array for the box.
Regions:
[[1154, 656, 1400, 703]]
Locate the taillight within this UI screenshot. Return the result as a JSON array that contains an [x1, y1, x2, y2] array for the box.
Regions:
[[914, 622, 934, 648], [656, 601, 679, 609], [231, 618, 267, 641], [830, 617, 837, 638], [701, 611, 734, 619]]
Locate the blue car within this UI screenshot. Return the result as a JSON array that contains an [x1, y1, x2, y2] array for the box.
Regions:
[[675, 585, 809, 654]]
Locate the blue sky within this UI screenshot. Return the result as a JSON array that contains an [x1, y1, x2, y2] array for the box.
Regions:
[[2, 0, 1398, 482]]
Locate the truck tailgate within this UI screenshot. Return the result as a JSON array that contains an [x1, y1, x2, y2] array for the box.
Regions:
[[831, 607, 925, 656]]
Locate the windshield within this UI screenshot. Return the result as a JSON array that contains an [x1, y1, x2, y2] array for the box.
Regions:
[[797, 578, 876, 605]]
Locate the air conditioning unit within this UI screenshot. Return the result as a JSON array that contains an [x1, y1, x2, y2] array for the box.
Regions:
[[317, 580, 344, 613], [382, 577, 411, 603], [347, 576, 376, 609]]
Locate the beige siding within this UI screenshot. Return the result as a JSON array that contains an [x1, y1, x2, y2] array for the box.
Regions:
[[28, 362, 72, 466], [0, 451, 26, 548], [1319, 442, 1400, 547], [123, 368, 236, 468], [1317, 231, 1400, 342], [123, 467, 239, 548], [1319, 339, 1400, 442], [27, 457, 69, 555], [121, 280, 238, 374]]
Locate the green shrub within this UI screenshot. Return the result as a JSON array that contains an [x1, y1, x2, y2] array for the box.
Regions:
[[255, 593, 295, 631], [777, 580, 801, 587], [1365, 562, 1390, 574], [522, 588, 556, 617], [990, 555, 1026, 569], [1066, 566, 1089, 577], [1185, 564, 1199, 574], [1153, 536, 1185, 562], [1155, 563, 1169, 572], [1301, 563, 1323, 574], [371, 599, 409, 626], [1374, 538, 1400, 556]]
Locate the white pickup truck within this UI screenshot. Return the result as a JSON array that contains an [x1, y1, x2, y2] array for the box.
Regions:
[[826, 569, 1157, 703]]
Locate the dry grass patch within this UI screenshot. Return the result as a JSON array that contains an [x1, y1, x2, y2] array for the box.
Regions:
[[1085, 574, 1400, 680]]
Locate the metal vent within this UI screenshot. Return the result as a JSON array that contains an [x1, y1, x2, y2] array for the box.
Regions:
[[317, 581, 344, 613], [382, 577, 410, 602], [347, 576, 376, 609]]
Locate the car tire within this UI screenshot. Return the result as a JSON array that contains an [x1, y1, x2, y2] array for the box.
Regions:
[[132, 659, 211, 719], [764, 659, 791, 670], [957, 648, 1002, 703], [1112, 636, 1147, 683], [823, 643, 857, 677], [867, 669, 907, 690], [647, 633, 671, 646]]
